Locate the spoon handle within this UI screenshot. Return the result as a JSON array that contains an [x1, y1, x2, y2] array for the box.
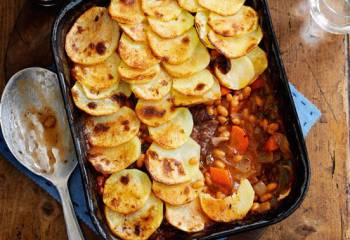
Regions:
[[57, 183, 85, 240]]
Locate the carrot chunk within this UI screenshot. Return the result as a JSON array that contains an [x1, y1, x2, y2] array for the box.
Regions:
[[210, 167, 233, 188], [230, 126, 249, 154], [265, 135, 279, 152]]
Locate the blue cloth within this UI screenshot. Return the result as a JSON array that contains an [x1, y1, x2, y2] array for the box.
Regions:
[[0, 83, 321, 234]]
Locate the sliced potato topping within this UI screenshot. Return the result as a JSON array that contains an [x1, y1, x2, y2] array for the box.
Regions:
[[173, 69, 214, 96], [109, 0, 145, 24], [71, 82, 122, 116], [71, 52, 120, 92], [119, 33, 160, 69], [199, 179, 254, 222], [147, 28, 199, 64], [214, 56, 255, 90], [194, 11, 215, 49], [88, 136, 141, 174], [172, 78, 221, 106], [119, 21, 148, 42], [105, 193, 163, 240], [82, 81, 131, 100], [145, 138, 200, 185], [208, 6, 258, 37], [103, 169, 151, 214], [208, 26, 263, 59], [148, 108, 193, 149], [166, 197, 208, 232], [141, 0, 182, 21], [65, 7, 120, 65], [148, 11, 194, 39], [152, 170, 204, 205], [118, 61, 160, 84], [85, 107, 140, 147], [198, 0, 245, 16], [130, 69, 172, 100], [178, 0, 204, 12], [246, 47, 268, 82], [162, 43, 210, 78], [135, 94, 178, 127]]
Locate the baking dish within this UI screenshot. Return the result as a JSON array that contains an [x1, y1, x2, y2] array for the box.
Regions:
[[52, 0, 310, 239]]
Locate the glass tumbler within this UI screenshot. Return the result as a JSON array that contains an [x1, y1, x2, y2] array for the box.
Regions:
[[310, 0, 350, 34]]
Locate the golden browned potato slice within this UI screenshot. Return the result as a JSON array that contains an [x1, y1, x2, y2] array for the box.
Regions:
[[109, 0, 145, 24], [147, 28, 199, 64], [119, 21, 148, 42], [130, 69, 172, 100], [71, 52, 120, 92], [119, 33, 160, 69], [152, 170, 204, 205], [246, 47, 268, 82], [173, 69, 214, 96], [198, 0, 244, 16], [118, 61, 160, 84], [172, 78, 221, 106], [88, 136, 141, 174], [214, 56, 255, 90], [103, 169, 151, 214], [199, 179, 254, 222], [148, 11, 194, 39], [145, 138, 200, 185], [65, 7, 119, 65], [162, 43, 210, 78], [141, 0, 182, 21], [105, 193, 163, 240], [82, 81, 131, 100], [71, 82, 121, 116], [194, 11, 215, 49], [85, 107, 140, 147], [208, 26, 263, 59], [148, 108, 193, 149], [166, 197, 208, 232], [178, 0, 203, 12], [208, 6, 258, 37], [135, 94, 177, 127]]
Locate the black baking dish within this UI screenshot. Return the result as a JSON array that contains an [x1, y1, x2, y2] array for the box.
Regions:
[[52, 0, 310, 239]]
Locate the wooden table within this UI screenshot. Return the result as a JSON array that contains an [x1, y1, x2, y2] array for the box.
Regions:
[[0, 1, 349, 239]]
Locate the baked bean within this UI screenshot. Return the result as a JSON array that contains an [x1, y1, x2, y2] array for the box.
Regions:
[[267, 182, 278, 192], [216, 191, 226, 199], [251, 202, 260, 212], [213, 148, 226, 159], [232, 117, 241, 125], [255, 96, 264, 107], [249, 115, 256, 123], [242, 86, 251, 98], [205, 174, 213, 185], [192, 180, 205, 189], [233, 155, 243, 162], [267, 123, 279, 134], [217, 105, 229, 117], [226, 94, 233, 102], [218, 116, 227, 124], [257, 202, 271, 213], [218, 126, 228, 133], [213, 160, 226, 169], [207, 106, 215, 115], [219, 130, 230, 138], [242, 108, 249, 118], [136, 154, 145, 168], [260, 193, 273, 202]]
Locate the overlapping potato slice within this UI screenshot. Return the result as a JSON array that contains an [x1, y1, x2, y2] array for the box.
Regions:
[[71, 82, 121, 116], [109, 0, 145, 24], [246, 47, 268, 82], [148, 108, 193, 149], [178, 0, 203, 12], [208, 26, 263, 59], [118, 61, 160, 84], [135, 94, 177, 127], [214, 56, 255, 90], [173, 69, 214, 96], [119, 21, 148, 42], [152, 170, 204, 205], [71, 52, 120, 92], [166, 197, 208, 232], [145, 138, 200, 185], [194, 11, 215, 49], [119, 33, 160, 69], [198, 0, 245, 16], [103, 169, 151, 214], [148, 11, 194, 39], [199, 179, 254, 222], [162, 43, 210, 77], [172, 78, 221, 106], [85, 107, 140, 147], [105, 193, 163, 240], [147, 28, 199, 64], [141, 0, 182, 21], [82, 81, 131, 100], [65, 7, 119, 65], [88, 136, 141, 174], [208, 6, 258, 37], [130, 69, 172, 100]]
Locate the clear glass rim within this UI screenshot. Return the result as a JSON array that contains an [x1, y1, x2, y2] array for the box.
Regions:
[[323, 0, 350, 18]]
